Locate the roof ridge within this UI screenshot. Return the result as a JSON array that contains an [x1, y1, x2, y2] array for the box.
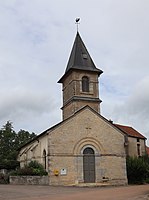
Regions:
[[114, 123, 146, 139], [114, 123, 132, 128]]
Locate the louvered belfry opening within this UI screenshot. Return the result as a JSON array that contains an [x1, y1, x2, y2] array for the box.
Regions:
[[82, 76, 89, 92]]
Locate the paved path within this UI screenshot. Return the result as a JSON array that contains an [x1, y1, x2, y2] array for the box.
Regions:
[[0, 184, 149, 200]]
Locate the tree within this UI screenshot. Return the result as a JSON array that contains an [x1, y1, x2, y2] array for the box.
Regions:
[[0, 121, 36, 170], [0, 121, 16, 161], [15, 129, 36, 148]]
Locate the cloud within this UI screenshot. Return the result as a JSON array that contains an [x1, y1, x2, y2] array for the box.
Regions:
[[127, 77, 149, 116], [0, 85, 58, 130], [102, 76, 149, 144], [0, 0, 149, 144]]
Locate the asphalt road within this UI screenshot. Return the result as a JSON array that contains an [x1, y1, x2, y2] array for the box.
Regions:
[[0, 184, 149, 200]]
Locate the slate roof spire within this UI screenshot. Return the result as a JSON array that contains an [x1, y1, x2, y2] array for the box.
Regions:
[[58, 31, 103, 83]]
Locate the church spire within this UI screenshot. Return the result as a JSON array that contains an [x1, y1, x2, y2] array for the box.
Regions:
[[58, 32, 103, 83], [58, 31, 103, 120]]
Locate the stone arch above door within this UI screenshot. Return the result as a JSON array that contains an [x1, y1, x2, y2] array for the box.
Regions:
[[73, 137, 105, 155]]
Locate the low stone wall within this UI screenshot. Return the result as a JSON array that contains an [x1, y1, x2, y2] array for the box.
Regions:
[[9, 176, 49, 185]]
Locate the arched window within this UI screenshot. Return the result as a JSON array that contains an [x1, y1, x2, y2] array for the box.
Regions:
[[43, 149, 46, 170], [82, 76, 89, 92]]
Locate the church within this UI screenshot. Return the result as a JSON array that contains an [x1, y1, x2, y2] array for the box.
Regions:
[[18, 31, 147, 186]]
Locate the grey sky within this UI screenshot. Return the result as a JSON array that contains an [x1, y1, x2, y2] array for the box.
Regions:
[[0, 0, 149, 144]]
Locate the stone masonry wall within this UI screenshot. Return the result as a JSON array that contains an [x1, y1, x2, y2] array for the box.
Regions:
[[128, 137, 146, 157], [9, 176, 49, 185], [62, 70, 100, 120], [48, 108, 128, 186]]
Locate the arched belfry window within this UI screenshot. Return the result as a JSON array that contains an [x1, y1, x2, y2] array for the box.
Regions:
[[82, 76, 89, 92]]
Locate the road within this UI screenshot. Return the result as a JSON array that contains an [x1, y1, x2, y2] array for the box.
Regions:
[[0, 184, 149, 200]]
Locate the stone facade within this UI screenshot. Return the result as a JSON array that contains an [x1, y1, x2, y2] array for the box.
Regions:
[[17, 31, 147, 186], [18, 107, 128, 186], [48, 108, 127, 185], [114, 124, 147, 157], [127, 137, 146, 157], [61, 70, 101, 120], [18, 134, 48, 170], [18, 106, 147, 186]]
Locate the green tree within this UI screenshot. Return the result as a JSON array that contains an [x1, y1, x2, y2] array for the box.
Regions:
[[0, 121, 16, 161], [15, 129, 36, 148], [0, 121, 36, 170]]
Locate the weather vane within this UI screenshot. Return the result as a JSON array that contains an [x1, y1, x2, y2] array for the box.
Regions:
[[75, 18, 80, 32]]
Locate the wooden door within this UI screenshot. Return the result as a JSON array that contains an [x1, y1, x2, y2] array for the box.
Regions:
[[83, 147, 95, 183]]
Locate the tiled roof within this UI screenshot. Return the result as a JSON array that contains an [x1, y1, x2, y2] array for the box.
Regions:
[[114, 124, 146, 139]]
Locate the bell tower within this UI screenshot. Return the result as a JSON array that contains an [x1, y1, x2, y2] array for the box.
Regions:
[[58, 32, 103, 120]]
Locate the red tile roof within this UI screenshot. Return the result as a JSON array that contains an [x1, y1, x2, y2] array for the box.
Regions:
[[114, 124, 146, 139]]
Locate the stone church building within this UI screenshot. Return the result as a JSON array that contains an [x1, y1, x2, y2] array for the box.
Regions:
[[18, 31, 147, 186]]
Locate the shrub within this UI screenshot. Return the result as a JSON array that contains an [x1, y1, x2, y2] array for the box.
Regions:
[[126, 156, 149, 184], [10, 161, 48, 176], [28, 161, 44, 170], [28, 161, 48, 176], [0, 173, 9, 184]]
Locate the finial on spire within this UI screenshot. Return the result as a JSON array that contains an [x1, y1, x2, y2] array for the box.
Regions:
[[75, 18, 80, 32]]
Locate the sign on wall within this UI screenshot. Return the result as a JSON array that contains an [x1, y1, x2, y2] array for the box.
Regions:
[[60, 168, 67, 175]]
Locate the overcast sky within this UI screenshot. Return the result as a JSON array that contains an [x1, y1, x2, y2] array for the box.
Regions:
[[0, 0, 149, 144]]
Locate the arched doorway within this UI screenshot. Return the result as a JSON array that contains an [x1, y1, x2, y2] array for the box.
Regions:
[[83, 147, 95, 183]]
